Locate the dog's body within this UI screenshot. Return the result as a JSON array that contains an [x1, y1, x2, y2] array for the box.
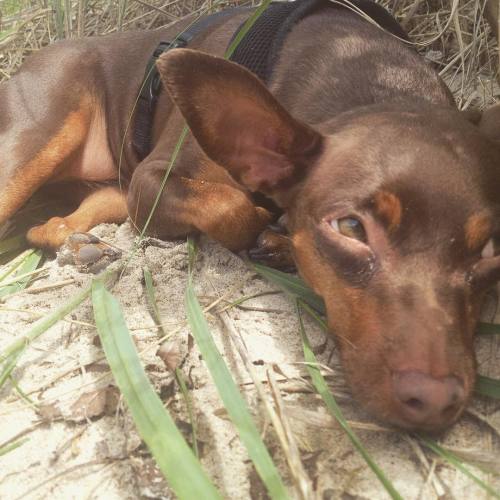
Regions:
[[2, 1, 500, 431]]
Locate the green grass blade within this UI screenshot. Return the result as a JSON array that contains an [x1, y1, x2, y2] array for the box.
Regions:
[[475, 375, 500, 399], [9, 375, 38, 408], [224, 0, 272, 58], [0, 438, 28, 457], [0, 269, 118, 364], [0, 249, 43, 298], [143, 267, 164, 332], [252, 263, 326, 314], [420, 438, 500, 498], [0, 353, 20, 390], [185, 243, 289, 499], [477, 322, 500, 335], [0, 249, 32, 282], [143, 266, 199, 457], [138, 126, 189, 240], [92, 280, 221, 499], [185, 286, 289, 499], [296, 302, 403, 500]]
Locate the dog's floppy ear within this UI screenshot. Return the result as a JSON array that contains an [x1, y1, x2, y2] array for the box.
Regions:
[[157, 49, 322, 202]]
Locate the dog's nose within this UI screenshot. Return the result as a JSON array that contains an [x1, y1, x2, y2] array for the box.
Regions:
[[392, 371, 465, 428]]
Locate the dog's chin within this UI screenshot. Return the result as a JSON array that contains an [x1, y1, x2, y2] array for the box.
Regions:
[[371, 405, 466, 435]]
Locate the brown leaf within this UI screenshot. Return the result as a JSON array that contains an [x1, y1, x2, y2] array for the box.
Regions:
[[68, 386, 120, 422], [157, 341, 181, 372], [38, 403, 63, 422]]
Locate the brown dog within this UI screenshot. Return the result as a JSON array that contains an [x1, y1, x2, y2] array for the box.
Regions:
[[1, 1, 500, 432]]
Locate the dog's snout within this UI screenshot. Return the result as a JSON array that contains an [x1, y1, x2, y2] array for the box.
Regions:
[[392, 371, 465, 428]]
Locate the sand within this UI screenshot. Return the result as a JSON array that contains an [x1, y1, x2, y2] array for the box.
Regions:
[[0, 219, 499, 499]]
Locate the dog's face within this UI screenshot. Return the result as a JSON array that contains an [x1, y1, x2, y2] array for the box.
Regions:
[[289, 109, 500, 430], [159, 49, 500, 431]]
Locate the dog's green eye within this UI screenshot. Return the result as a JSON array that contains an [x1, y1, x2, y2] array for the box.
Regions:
[[331, 217, 367, 242]]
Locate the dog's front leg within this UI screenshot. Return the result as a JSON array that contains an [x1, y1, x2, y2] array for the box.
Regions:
[[128, 160, 273, 252], [27, 186, 128, 249]]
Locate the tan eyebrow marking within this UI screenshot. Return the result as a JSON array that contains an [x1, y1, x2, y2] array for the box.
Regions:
[[373, 190, 402, 233], [464, 211, 491, 251]]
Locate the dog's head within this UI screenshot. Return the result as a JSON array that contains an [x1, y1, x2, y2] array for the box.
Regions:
[[158, 49, 500, 431]]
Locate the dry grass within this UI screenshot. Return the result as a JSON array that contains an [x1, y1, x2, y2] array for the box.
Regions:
[[1, 0, 498, 110], [0, 0, 253, 78]]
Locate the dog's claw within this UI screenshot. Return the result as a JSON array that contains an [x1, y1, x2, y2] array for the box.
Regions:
[[266, 214, 288, 235], [248, 228, 295, 271], [57, 232, 122, 273]]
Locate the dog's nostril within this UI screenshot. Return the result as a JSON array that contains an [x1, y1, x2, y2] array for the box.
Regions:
[[392, 371, 466, 426], [404, 397, 424, 411]]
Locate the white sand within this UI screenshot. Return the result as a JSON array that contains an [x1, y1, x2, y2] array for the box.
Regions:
[[0, 221, 499, 499]]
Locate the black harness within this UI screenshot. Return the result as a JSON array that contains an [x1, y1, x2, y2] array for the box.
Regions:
[[132, 0, 409, 160]]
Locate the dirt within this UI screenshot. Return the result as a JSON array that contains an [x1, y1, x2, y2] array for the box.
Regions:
[[0, 220, 499, 499]]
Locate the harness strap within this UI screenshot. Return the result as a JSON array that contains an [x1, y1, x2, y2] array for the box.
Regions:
[[132, 0, 409, 160], [229, 0, 409, 84], [132, 8, 249, 160], [132, 38, 187, 160]]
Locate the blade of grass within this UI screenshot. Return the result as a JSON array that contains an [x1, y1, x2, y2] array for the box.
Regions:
[[9, 375, 38, 409], [477, 322, 500, 335], [420, 437, 500, 499], [0, 267, 46, 289], [214, 288, 313, 498], [0, 249, 33, 282], [0, 268, 118, 364], [475, 375, 500, 399], [252, 263, 325, 314], [0, 438, 28, 457], [143, 266, 199, 457], [0, 353, 21, 390], [92, 280, 221, 499], [296, 301, 403, 500], [224, 0, 272, 58], [0, 250, 43, 299], [186, 243, 289, 499]]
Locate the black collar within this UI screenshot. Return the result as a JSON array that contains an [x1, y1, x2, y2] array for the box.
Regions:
[[132, 0, 409, 160]]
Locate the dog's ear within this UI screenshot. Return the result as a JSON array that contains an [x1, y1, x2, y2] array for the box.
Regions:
[[157, 49, 323, 203]]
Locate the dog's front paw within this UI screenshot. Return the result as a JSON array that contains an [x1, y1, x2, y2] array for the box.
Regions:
[[57, 233, 122, 273], [248, 229, 295, 271], [27, 217, 75, 249]]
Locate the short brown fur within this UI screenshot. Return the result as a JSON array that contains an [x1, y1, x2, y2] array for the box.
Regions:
[[2, 2, 500, 431]]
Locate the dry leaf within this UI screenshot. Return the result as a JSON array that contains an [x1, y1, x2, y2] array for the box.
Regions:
[[68, 386, 120, 422], [157, 341, 181, 372]]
